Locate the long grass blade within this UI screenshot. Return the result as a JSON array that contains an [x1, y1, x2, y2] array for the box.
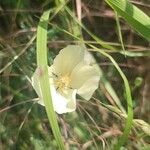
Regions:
[[36, 10, 65, 149], [106, 0, 150, 41]]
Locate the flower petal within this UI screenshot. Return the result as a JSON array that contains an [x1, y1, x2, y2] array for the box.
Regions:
[[50, 80, 77, 114], [53, 45, 85, 75], [70, 63, 100, 100], [31, 68, 44, 105], [48, 66, 77, 114], [32, 67, 77, 114], [84, 50, 96, 65], [77, 76, 100, 100]]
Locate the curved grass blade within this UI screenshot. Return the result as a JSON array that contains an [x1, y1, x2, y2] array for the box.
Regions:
[[36, 10, 65, 149], [89, 44, 133, 150], [106, 0, 150, 41]]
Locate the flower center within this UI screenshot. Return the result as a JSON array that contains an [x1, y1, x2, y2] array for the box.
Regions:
[[55, 74, 71, 91]]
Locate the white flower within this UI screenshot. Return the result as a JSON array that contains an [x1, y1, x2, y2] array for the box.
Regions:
[[32, 45, 100, 114]]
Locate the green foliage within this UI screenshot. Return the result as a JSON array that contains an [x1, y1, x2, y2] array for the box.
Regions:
[[106, 0, 150, 41], [0, 0, 149, 149]]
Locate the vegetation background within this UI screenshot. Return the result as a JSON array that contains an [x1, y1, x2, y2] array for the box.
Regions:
[[0, 0, 150, 149]]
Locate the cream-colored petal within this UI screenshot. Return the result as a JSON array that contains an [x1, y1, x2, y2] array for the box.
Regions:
[[70, 62, 100, 89], [84, 50, 96, 65], [50, 80, 77, 114], [70, 62, 100, 100], [77, 76, 100, 100], [53, 45, 85, 75], [31, 68, 43, 105], [32, 67, 77, 114]]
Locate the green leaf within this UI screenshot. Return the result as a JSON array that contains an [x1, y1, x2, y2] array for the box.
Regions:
[[106, 0, 150, 41], [36, 10, 65, 149]]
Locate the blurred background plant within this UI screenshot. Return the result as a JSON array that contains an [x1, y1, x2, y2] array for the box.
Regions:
[[0, 0, 150, 149]]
